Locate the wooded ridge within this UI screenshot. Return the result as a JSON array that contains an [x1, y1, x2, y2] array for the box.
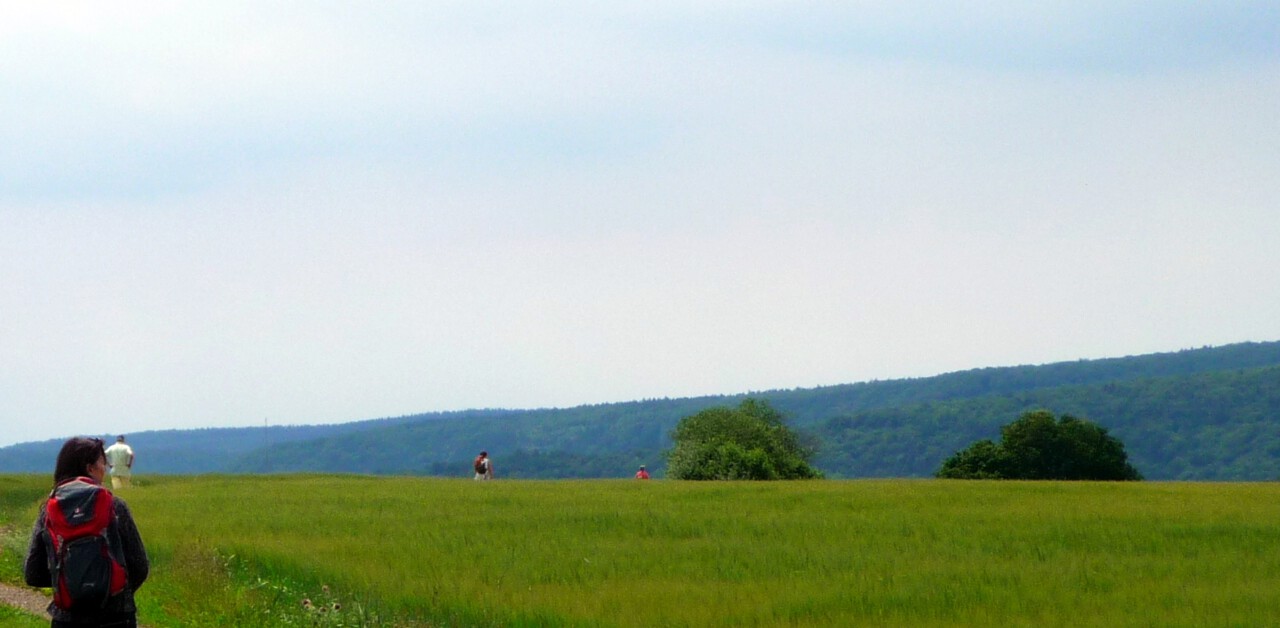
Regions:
[[2, 341, 1277, 480]]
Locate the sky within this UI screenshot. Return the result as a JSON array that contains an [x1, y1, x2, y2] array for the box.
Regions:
[[2, 2, 1278, 447]]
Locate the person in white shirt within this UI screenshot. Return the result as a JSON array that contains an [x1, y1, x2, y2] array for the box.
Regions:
[[473, 451, 494, 480], [104, 435, 135, 489]]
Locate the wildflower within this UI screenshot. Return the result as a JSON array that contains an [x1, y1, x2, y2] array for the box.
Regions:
[[322, 584, 330, 594], [332, 602, 342, 611], [302, 599, 313, 609]]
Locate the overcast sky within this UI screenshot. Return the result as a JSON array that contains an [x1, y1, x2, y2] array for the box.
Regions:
[[3, 2, 1278, 448]]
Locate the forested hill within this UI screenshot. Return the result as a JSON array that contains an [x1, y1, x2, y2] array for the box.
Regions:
[[2, 341, 1278, 479], [817, 364, 1280, 480]]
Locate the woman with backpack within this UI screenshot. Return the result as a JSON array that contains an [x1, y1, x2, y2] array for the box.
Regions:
[[24, 436, 150, 628]]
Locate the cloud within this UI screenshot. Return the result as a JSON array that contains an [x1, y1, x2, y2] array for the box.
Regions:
[[6, 2, 1276, 202]]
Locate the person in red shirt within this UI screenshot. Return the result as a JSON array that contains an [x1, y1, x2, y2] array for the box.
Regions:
[[635, 465, 650, 480]]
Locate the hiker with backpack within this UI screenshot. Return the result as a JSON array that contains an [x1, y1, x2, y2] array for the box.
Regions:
[[24, 437, 149, 627], [473, 451, 494, 480]]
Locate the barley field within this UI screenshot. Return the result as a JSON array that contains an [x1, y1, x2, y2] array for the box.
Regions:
[[3, 474, 1279, 626]]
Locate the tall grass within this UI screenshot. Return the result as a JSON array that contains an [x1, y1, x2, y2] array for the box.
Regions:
[[4, 475, 1280, 626], [0, 476, 47, 584]]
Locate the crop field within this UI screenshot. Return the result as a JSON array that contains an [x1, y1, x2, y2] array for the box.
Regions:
[[2, 474, 1280, 626]]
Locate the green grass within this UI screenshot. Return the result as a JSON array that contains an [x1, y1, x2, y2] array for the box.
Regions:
[[0, 477, 50, 628], [0, 604, 46, 627], [0, 476, 47, 586], [3, 475, 1280, 626]]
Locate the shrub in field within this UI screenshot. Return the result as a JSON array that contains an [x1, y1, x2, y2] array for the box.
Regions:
[[938, 409, 1142, 480], [666, 398, 821, 480]]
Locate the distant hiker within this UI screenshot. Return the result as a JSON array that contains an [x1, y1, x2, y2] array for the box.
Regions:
[[473, 451, 494, 480], [25, 436, 150, 627], [104, 434, 135, 489], [635, 465, 650, 480]]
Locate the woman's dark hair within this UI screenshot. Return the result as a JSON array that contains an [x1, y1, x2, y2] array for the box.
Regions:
[[53, 437, 106, 485]]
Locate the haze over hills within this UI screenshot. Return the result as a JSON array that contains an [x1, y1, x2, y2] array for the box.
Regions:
[[2, 341, 1278, 480]]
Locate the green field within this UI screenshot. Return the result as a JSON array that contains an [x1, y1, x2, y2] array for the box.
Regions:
[[3, 475, 1279, 626]]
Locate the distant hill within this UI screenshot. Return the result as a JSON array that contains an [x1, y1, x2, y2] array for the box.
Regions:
[[816, 364, 1280, 480], [3, 341, 1278, 480]]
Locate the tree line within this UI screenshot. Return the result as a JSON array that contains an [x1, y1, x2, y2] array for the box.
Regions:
[[2, 342, 1277, 480]]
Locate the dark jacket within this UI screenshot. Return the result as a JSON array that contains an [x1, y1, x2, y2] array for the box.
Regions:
[[24, 483, 150, 624]]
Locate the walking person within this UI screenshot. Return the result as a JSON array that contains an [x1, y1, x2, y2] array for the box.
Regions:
[[473, 451, 494, 480], [25, 436, 150, 627], [104, 435, 134, 489]]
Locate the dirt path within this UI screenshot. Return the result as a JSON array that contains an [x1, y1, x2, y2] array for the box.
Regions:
[[0, 581, 49, 619], [0, 582, 157, 627]]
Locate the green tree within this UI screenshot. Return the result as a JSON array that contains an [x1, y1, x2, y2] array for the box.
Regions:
[[934, 439, 1008, 479], [938, 409, 1141, 480], [666, 399, 822, 480]]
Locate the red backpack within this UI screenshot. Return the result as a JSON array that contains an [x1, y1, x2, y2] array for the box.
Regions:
[[43, 477, 128, 611]]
